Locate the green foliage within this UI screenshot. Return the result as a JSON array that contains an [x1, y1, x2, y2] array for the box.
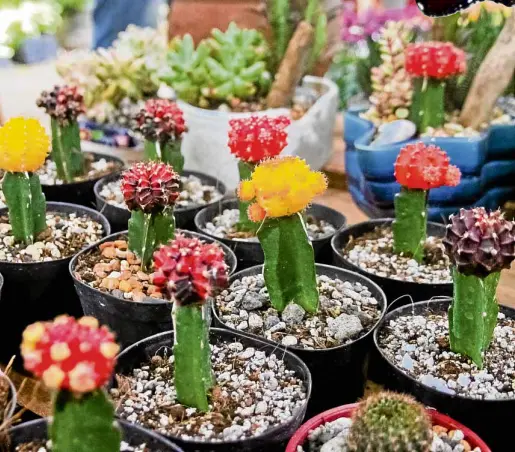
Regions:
[[258, 213, 319, 313], [410, 78, 446, 133], [50, 118, 85, 182], [237, 161, 257, 233], [326, 47, 360, 110], [144, 140, 184, 175], [2, 172, 46, 245]]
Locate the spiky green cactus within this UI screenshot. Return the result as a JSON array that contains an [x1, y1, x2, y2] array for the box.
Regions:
[[237, 160, 257, 233], [347, 392, 432, 452]]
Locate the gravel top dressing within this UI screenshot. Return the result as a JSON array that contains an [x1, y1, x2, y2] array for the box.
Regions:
[[378, 310, 515, 400], [215, 274, 382, 350], [343, 227, 451, 284], [99, 175, 223, 210], [203, 208, 336, 242], [112, 341, 307, 442], [298, 416, 482, 452], [0, 213, 104, 263], [15, 441, 155, 451]]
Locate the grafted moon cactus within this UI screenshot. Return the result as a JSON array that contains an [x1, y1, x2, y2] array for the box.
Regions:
[[21, 315, 121, 452], [444, 207, 515, 368], [153, 235, 229, 411], [393, 142, 461, 262]]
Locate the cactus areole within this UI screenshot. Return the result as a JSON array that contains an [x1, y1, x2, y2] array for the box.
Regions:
[[37, 85, 86, 183], [443, 208, 515, 368], [393, 142, 461, 262], [152, 235, 229, 411], [238, 156, 327, 313], [405, 42, 466, 133], [21, 315, 122, 452], [135, 99, 187, 173]]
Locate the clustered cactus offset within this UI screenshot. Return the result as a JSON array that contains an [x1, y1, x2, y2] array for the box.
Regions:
[[121, 161, 180, 271], [347, 391, 432, 452], [0, 118, 49, 245], [134, 99, 188, 173], [152, 235, 229, 411], [393, 142, 461, 262], [443, 207, 515, 368], [37, 85, 86, 182], [21, 315, 121, 452], [238, 155, 327, 313]]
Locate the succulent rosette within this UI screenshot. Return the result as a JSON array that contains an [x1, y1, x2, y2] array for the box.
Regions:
[[36, 85, 85, 126], [393, 142, 461, 262]]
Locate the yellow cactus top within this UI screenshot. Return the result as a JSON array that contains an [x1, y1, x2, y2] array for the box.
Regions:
[[0, 117, 50, 173], [466, 2, 511, 22], [238, 156, 327, 222]]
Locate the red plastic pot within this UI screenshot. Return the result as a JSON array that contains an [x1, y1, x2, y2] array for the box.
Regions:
[[285, 403, 491, 452]]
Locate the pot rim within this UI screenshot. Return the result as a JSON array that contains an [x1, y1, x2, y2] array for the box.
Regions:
[[331, 218, 453, 288], [115, 327, 312, 447], [373, 297, 515, 404], [69, 230, 238, 307], [93, 169, 228, 215], [284, 402, 492, 452], [40, 151, 125, 188], [213, 263, 387, 354], [0, 202, 111, 268], [0, 370, 17, 422]]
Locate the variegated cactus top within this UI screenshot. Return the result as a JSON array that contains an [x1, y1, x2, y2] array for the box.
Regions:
[[134, 99, 187, 142], [21, 315, 119, 393], [36, 85, 85, 126], [405, 42, 466, 79]]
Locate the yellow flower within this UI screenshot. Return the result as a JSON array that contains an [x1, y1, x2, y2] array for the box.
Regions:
[[0, 117, 50, 173], [238, 156, 327, 220], [466, 2, 511, 22]]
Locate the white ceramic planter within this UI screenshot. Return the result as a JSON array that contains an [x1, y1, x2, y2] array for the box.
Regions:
[[178, 76, 339, 190]]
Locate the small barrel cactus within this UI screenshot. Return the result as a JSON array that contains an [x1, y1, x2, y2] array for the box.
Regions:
[[152, 235, 229, 411], [134, 99, 188, 173], [443, 207, 515, 367], [405, 42, 466, 133], [238, 156, 327, 313], [228, 115, 290, 231], [393, 142, 461, 262], [36, 85, 86, 182], [0, 118, 49, 245], [347, 391, 432, 452], [121, 161, 180, 271], [21, 315, 121, 452]]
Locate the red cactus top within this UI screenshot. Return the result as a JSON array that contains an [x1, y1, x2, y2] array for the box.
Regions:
[[36, 85, 85, 125], [135, 99, 187, 142], [405, 42, 466, 79], [21, 315, 119, 393], [228, 115, 290, 163], [152, 234, 229, 304], [394, 142, 461, 190], [121, 161, 181, 212]]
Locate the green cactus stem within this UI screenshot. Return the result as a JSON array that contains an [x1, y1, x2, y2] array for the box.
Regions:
[[449, 269, 500, 368], [269, 0, 292, 71], [2, 172, 46, 245], [144, 140, 184, 174], [237, 161, 257, 233], [258, 213, 319, 313], [128, 209, 175, 271], [308, 12, 328, 71], [409, 77, 446, 133], [393, 187, 427, 263], [50, 118, 85, 182], [172, 302, 213, 412], [51, 389, 121, 452]]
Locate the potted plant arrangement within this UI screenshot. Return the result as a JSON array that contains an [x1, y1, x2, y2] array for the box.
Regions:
[[332, 142, 461, 305], [34, 84, 124, 206], [286, 391, 490, 452], [0, 117, 110, 364], [6, 315, 183, 451], [211, 155, 386, 414], [372, 206, 515, 450], [195, 115, 345, 268], [71, 160, 236, 347], [113, 233, 311, 451], [95, 99, 227, 232]]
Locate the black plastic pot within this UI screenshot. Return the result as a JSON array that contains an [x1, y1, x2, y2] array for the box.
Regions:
[[0, 272, 3, 299], [331, 219, 452, 306], [195, 199, 347, 270], [0, 202, 111, 366], [7, 418, 184, 451], [212, 264, 387, 417], [371, 298, 515, 451], [1, 371, 17, 423], [94, 171, 227, 233], [115, 328, 311, 452], [70, 230, 237, 349], [42, 152, 124, 208]]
